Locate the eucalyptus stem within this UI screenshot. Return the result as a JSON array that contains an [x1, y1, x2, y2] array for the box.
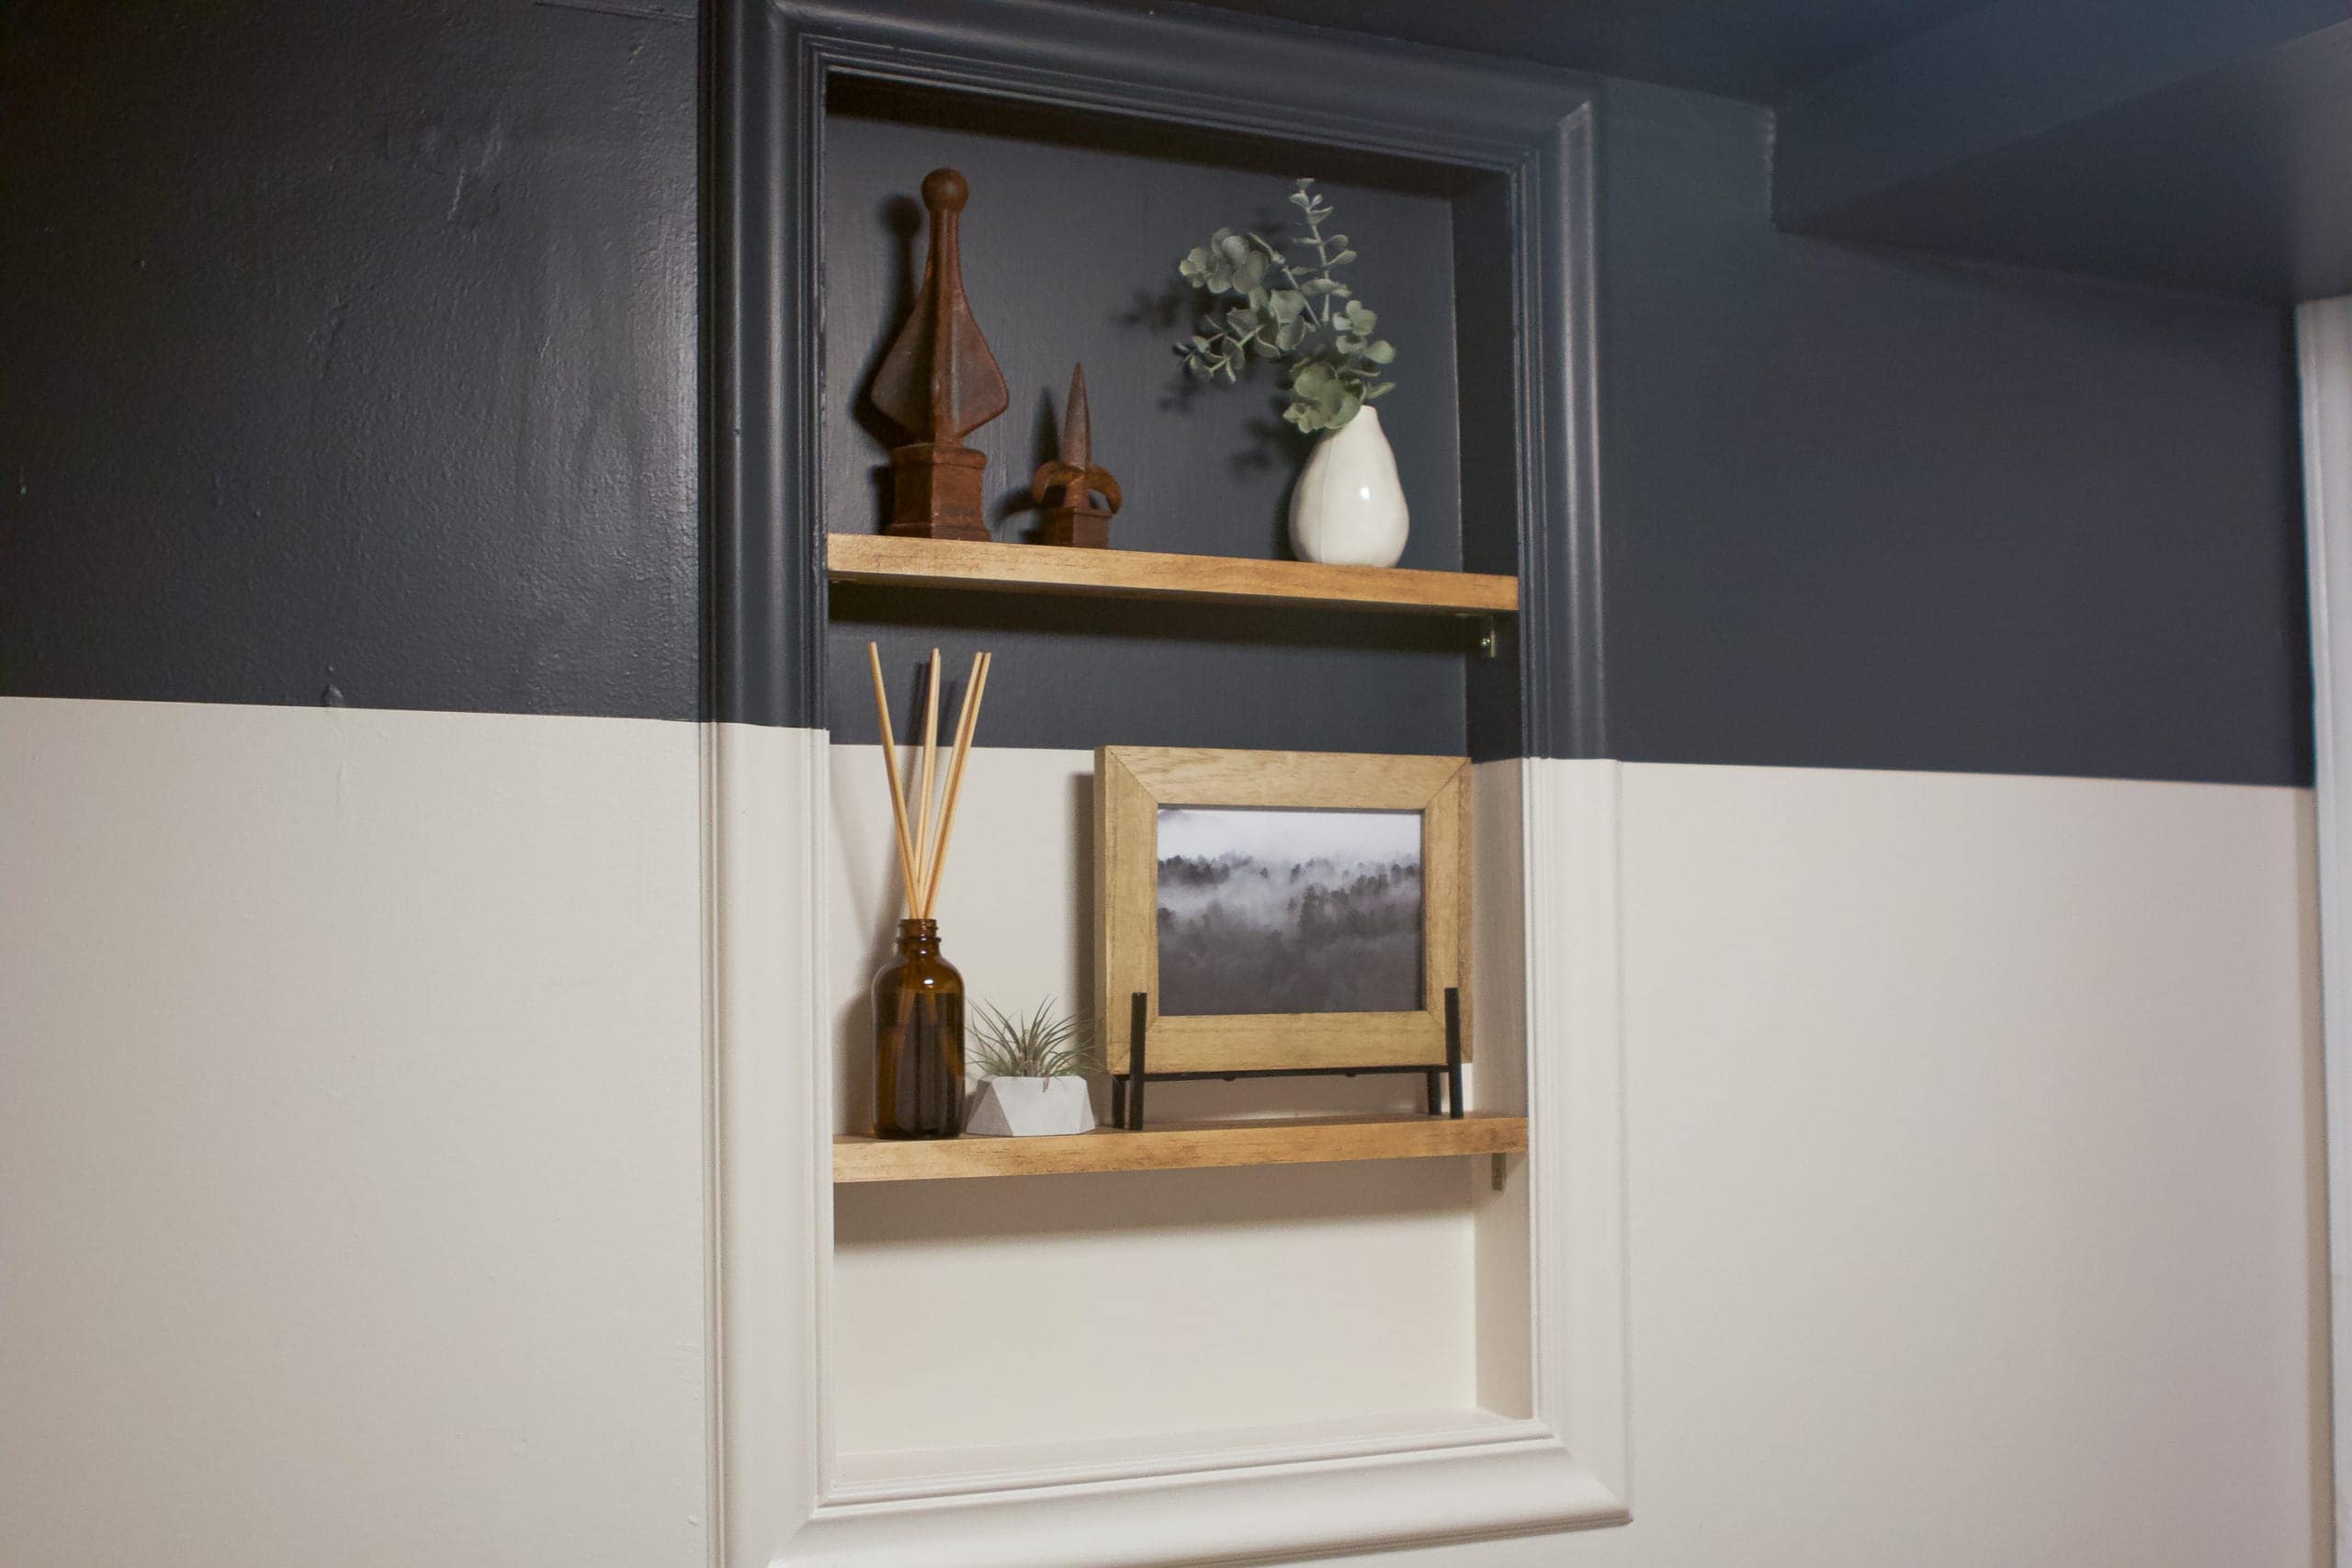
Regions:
[[1174, 178, 1397, 434]]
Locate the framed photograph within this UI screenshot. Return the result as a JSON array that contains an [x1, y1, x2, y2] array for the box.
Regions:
[[1095, 746, 1470, 1075]]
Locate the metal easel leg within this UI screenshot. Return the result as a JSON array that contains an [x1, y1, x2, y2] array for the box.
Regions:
[[1444, 987, 1464, 1120], [1128, 990, 1149, 1131]]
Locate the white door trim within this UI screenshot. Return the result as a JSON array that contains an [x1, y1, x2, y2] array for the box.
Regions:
[[2298, 295, 2352, 1563]]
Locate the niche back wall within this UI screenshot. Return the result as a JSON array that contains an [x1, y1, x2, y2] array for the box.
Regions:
[[820, 94, 1473, 756]]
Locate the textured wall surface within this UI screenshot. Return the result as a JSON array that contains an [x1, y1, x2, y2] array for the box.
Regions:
[[0, 698, 709, 1568], [1596, 78, 2310, 784], [0, 0, 699, 720]]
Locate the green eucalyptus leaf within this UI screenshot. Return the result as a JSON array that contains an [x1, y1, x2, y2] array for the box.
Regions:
[[1367, 381, 1395, 398], [1170, 177, 1397, 403]]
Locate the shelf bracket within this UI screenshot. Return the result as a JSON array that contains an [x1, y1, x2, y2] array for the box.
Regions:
[[1475, 617, 1498, 660]]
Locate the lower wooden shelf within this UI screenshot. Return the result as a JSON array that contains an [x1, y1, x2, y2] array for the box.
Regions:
[[832, 1112, 1527, 1183]]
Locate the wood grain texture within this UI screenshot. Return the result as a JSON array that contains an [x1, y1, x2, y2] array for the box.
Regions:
[[1097, 745, 1472, 1072], [829, 534, 1516, 615], [832, 1112, 1527, 1181]]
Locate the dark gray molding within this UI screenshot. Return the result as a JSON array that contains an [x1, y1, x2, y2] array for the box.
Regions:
[[707, 0, 1604, 757]]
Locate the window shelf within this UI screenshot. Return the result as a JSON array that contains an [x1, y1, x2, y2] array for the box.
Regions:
[[827, 533, 1519, 618], [833, 1111, 1527, 1182]]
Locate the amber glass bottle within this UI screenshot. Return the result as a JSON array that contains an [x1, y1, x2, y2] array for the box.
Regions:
[[872, 919, 965, 1138]]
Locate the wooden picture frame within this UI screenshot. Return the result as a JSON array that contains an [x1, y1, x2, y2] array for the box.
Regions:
[[1096, 745, 1471, 1075]]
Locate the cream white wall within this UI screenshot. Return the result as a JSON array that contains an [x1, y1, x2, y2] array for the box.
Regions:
[[1385, 762, 2326, 1567], [1, 699, 2324, 1566], [0, 697, 710, 1568]]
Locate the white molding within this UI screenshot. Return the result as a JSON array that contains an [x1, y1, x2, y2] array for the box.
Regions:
[[708, 739, 1631, 1566], [2297, 296, 2352, 1563], [707, 723, 831, 1568], [1527, 758, 1633, 1501]]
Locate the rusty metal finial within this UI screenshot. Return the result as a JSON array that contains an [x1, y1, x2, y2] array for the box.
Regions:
[[1031, 364, 1122, 548], [871, 169, 1009, 540]]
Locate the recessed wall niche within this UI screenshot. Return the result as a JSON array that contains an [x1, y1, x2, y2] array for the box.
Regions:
[[709, 0, 1615, 1554], [815, 75, 1541, 1487]]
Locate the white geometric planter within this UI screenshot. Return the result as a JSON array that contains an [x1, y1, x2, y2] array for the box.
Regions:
[[964, 1075, 1096, 1136]]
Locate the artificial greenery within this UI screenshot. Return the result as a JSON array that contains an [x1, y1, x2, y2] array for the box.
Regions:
[[969, 998, 1099, 1080], [1174, 178, 1396, 434]]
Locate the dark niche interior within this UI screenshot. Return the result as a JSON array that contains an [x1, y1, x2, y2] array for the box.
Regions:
[[820, 76, 1526, 757]]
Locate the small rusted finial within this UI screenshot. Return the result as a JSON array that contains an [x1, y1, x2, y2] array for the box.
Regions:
[[1032, 363, 1122, 548], [870, 167, 1008, 539]]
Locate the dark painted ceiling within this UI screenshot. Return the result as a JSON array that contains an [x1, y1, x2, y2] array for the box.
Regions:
[[1781, 10, 2352, 302], [1164, 0, 2352, 303], [1116, 0, 1991, 102]]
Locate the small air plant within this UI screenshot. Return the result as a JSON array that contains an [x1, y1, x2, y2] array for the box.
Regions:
[[1173, 177, 1396, 434], [968, 998, 1098, 1080]]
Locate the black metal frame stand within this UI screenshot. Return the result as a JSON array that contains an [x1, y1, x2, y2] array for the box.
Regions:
[[1111, 987, 1464, 1131]]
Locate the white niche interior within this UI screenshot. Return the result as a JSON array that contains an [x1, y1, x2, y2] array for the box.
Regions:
[[822, 743, 1539, 1484]]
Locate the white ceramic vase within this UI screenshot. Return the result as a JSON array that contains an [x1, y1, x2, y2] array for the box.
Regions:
[[963, 1076, 1097, 1137], [1288, 403, 1409, 567]]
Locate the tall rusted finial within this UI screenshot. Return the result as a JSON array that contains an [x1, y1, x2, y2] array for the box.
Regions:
[[1031, 363, 1122, 548], [871, 169, 1009, 540]]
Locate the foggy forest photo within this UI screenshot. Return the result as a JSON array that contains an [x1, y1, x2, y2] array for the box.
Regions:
[[1155, 807, 1424, 1015]]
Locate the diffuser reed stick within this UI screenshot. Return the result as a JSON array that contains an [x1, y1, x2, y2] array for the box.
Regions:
[[915, 648, 943, 893], [865, 642, 922, 916], [921, 651, 990, 918], [865, 643, 991, 919]]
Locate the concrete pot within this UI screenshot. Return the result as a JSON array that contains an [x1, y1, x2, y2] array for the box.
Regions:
[[964, 1076, 1096, 1136]]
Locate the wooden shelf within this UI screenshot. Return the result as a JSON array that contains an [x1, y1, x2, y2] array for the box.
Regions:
[[827, 534, 1518, 617], [833, 1112, 1527, 1183]]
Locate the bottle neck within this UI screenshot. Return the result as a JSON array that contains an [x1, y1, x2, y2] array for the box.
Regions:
[[895, 918, 942, 956]]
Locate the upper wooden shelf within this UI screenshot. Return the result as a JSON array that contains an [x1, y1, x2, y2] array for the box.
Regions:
[[827, 534, 1518, 617], [833, 1112, 1526, 1183]]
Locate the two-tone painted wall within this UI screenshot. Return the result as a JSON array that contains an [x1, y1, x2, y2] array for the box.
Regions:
[[0, 3, 2321, 1564]]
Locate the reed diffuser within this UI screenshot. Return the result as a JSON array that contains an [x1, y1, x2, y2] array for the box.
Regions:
[[866, 642, 991, 1139]]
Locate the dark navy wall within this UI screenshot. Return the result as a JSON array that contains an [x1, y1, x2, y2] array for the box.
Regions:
[[0, 3, 2312, 784], [0, 0, 700, 721], [1596, 78, 2309, 784]]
